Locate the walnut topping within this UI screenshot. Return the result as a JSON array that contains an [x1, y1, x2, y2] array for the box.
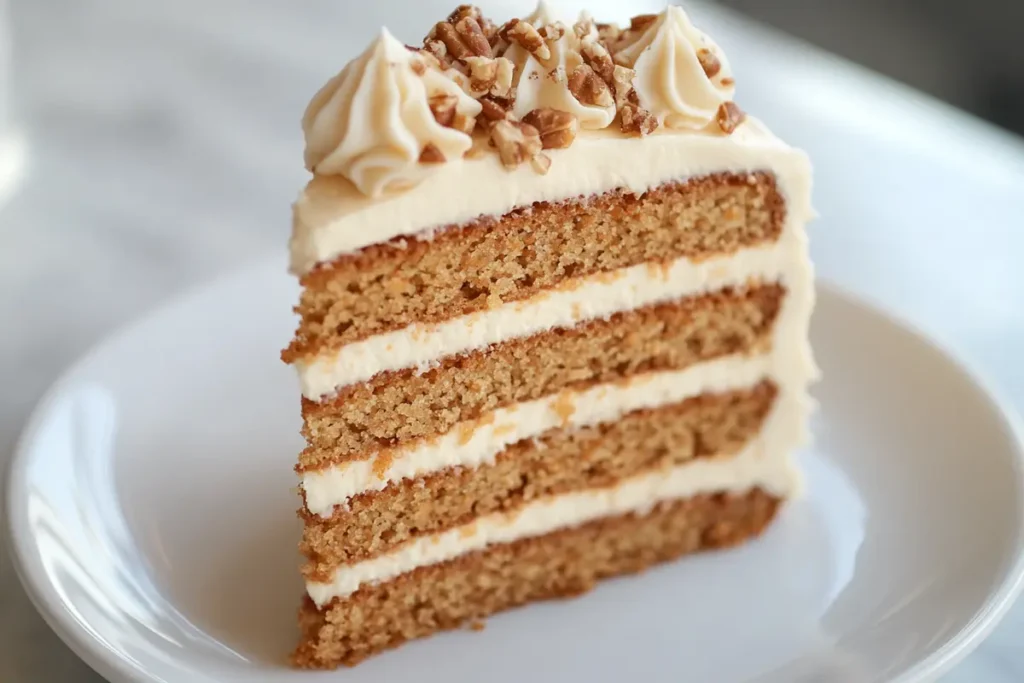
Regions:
[[505, 19, 551, 61], [696, 48, 722, 78], [611, 65, 636, 109], [596, 22, 621, 45], [568, 64, 614, 108], [419, 143, 446, 163], [629, 14, 659, 32], [433, 18, 491, 64], [720, 77, 735, 87], [620, 102, 658, 136], [522, 108, 578, 149], [491, 119, 542, 168], [538, 22, 566, 42], [464, 56, 515, 98], [581, 39, 615, 86], [423, 39, 448, 65], [573, 16, 595, 40], [530, 152, 552, 175], [428, 94, 459, 127], [477, 95, 513, 125], [451, 111, 477, 135], [716, 101, 746, 134]]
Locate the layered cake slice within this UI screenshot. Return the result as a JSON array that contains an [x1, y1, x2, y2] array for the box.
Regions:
[[284, 3, 816, 668]]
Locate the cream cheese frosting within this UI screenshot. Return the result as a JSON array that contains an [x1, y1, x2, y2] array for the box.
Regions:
[[302, 28, 481, 197], [305, 387, 807, 607], [616, 6, 736, 130]]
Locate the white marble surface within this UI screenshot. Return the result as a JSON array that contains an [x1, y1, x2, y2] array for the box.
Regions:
[[1, 1, 1023, 681]]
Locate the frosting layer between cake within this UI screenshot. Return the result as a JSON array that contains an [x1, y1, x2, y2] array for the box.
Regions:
[[297, 224, 810, 399], [305, 384, 806, 607], [291, 119, 811, 275]]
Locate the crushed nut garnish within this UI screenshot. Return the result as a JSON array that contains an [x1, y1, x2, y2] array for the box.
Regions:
[[611, 65, 636, 109], [505, 19, 551, 61], [720, 77, 735, 87], [568, 64, 614, 107], [419, 143, 446, 163], [530, 152, 552, 175], [491, 119, 542, 168], [716, 101, 746, 134], [581, 39, 615, 85], [629, 13, 659, 32], [433, 19, 491, 64], [696, 48, 722, 78], [477, 95, 513, 125], [522, 108, 578, 149], [428, 93, 459, 127], [620, 102, 658, 136]]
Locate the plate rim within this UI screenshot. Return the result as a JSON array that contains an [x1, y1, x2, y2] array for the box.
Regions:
[[6, 260, 1024, 683]]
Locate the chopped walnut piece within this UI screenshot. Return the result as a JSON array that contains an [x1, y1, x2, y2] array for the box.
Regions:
[[452, 112, 477, 135], [419, 144, 447, 163], [409, 58, 427, 76], [581, 39, 615, 85], [491, 119, 542, 168], [423, 39, 448, 65], [505, 19, 551, 61], [611, 65, 636, 109], [568, 64, 614, 108], [596, 22, 622, 45], [530, 152, 552, 175], [493, 57, 514, 98], [522, 108, 578, 149], [433, 19, 491, 63], [716, 101, 746, 134], [428, 93, 459, 127], [477, 95, 513, 126], [464, 56, 497, 93], [573, 16, 595, 40], [463, 56, 514, 98], [538, 22, 566, 41], [629, 14, 659, 32], [720, 77, 735, 87], [696, 48, 722, 78], [620, 103, 658, 136]]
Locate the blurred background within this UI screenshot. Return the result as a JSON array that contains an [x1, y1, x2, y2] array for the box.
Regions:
[[717, 0, 1024, 136]]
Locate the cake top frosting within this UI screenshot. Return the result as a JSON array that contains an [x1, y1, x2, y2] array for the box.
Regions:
[[301, 3, 746, 198]]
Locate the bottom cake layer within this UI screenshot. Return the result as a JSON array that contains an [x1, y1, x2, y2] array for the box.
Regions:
[[294, 487, 781, 669]]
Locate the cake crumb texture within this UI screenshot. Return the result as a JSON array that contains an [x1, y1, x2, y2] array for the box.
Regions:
[[293, 488, 780, 669], [301, 381, 776, 572], [284, 172, 784, 360], [299, 283, 783, 464]]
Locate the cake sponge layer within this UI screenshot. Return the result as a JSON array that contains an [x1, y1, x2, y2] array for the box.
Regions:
[[299, 284, 784, 464], [301, 381, 776, 573], [294, 487, 780, 669], [284, 172, 784, 361]]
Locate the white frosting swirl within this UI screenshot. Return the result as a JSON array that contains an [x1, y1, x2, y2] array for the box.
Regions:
[[508, 21, 616, 130], [302, 28, 482, 197], [616, 6, 736, 130]]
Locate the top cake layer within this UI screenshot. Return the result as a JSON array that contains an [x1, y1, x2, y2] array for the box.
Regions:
[[290, 3, 793, 274]]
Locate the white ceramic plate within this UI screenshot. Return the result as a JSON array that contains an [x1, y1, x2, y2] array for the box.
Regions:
[[6, 257, 1024, 683]]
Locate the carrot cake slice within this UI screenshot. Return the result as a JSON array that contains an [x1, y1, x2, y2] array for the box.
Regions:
[[284, 2, 816, 668]]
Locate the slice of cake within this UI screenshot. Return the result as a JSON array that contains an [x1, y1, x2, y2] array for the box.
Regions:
[[284, 3, 815, 668]]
